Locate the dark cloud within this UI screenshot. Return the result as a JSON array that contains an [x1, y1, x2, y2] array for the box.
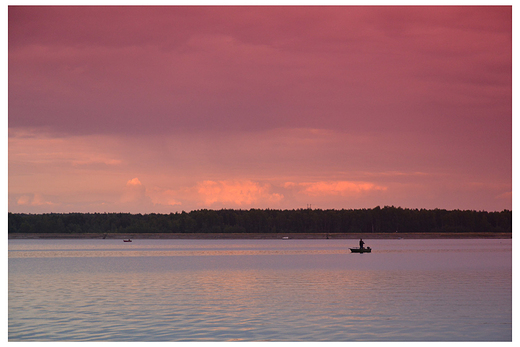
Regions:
[[9, 6, 511, 137]]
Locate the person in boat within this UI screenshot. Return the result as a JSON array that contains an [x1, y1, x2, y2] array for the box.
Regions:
[[359, 238, 365, 250]]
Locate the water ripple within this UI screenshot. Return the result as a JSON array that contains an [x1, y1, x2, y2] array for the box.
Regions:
[[9, 239, 511, 341]]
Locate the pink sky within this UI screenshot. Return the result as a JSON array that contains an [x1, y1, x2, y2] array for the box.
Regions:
[[8, 6, 512, 213]]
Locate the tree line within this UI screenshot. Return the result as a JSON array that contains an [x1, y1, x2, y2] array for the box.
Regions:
[[7, 206, 512, 235]]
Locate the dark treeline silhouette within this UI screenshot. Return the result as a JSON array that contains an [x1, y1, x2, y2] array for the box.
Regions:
[[8, 206, 512, 235]]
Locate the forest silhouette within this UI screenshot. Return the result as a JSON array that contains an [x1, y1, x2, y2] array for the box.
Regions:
[[8, 206, 512, 235]]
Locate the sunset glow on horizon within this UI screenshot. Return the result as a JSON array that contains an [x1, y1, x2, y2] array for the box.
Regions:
[[8, 5, 512, 214]]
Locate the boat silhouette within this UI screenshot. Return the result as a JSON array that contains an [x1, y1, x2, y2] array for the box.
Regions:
[[349, 247, 371, 253]]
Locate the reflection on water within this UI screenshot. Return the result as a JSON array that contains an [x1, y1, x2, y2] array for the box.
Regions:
[[8, 239, 511, 341]]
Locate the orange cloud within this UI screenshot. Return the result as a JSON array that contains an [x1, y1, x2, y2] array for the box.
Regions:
[[283, 182, 297, 188], [196, 180, 283, 206], [121, 177, 146, 203], [126, 177, 142, 186], [299, 181, 387, 196], [17, 193, 55, 206]]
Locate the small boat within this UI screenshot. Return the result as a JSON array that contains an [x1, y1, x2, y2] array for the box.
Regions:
[[282, 236, 289, 240], [349, 247, 371, 253], [123, 239, 132, 242]]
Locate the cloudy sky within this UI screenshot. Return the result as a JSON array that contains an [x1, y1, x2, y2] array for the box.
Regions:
[[8, 5, 512, 214]]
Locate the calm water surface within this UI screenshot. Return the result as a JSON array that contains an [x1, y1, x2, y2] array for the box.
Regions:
[[8, 238, 511, 341]]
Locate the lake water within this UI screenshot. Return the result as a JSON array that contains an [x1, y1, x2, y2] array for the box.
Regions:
[[8, 238, 511, 341]]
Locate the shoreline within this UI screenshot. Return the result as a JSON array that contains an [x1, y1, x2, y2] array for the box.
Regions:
[[8, 232, 512, 240]]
